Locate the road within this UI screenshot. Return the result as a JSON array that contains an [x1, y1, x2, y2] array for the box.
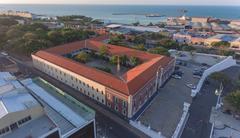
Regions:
[[3, 53, 148, 138], [181, 78, 219, 138]]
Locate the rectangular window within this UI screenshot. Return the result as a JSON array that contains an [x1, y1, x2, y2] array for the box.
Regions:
[[114, 97, 118, 103], [18, 116, 31, 126], [115, 105, 118, 111], [122, 109, 126, 115], [107, 93, 110, 99], [0, 127, 9, 135], [107, 102, 111, 107], [122, 101, 127, 107]]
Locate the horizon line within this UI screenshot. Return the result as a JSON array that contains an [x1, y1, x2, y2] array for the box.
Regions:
[[0, 3, 239, 6]]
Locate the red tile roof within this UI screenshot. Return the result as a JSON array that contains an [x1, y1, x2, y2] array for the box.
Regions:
[[34, 36, 174, 96]]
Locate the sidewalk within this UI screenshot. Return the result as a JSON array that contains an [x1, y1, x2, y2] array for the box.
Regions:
[[210, 108, 240, 131], [210, 108, 240, 138]]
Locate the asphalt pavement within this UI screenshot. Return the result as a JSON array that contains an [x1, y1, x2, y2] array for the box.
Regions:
[[181, 79, 218, 138]]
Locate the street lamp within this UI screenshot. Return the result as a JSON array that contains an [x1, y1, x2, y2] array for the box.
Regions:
[[215, 82, 223, 109]]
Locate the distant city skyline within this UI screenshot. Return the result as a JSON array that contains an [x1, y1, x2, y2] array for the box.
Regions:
[[0, 0, 240, 6]]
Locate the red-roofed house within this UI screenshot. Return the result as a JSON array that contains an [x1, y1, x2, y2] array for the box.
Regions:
[[32, 36, 175, 118]]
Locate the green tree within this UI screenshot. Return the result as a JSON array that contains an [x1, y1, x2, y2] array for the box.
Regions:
[[21, 39, 52, 54], [110, 55, 118, 65], [148, 47, 170, 56], [99, 45, 108, 57], [159, 39, 179, 50], [148, 22, 154, 26], [47, 30, 64, 45], [74, 51, 90, 63], [109, 35, 125, 46], [211, 41, 230, 48], [134, 44, 146, 51], [119, 55, 128, 65], [129, 56, 141, 67], [23, 32, 38, 40], [133, 35, 145, 44], [181, 45, 196, 51], [133, 21, 140, 26], [6, 27, 24, 39], [210, 72, 230, 85], [225, 90, 240, 111]]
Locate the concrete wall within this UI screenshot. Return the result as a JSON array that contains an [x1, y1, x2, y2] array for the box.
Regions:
[[191, 56, 236, 97], [172, 102, 190, 138], [129, 120, 165, 138]]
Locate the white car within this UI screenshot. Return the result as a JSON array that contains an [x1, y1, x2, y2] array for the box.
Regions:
[[172, 75, 181, 79], [186, 83, 196, 89], [0, 52, 8, 56]]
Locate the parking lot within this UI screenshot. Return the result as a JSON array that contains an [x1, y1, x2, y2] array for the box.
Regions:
[[137, 61, 201, 137]]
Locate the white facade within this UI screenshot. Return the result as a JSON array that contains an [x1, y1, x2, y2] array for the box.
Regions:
[[32, 55, 107, 105]]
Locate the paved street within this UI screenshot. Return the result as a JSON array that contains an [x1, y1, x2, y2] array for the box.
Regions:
[[181, 79, 218, 138], [1, 52, 149, 138]]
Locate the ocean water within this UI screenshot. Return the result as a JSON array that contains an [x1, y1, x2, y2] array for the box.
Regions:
[[0, 4, 239, 24]]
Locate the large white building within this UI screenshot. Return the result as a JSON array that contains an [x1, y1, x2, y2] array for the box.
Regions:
[[0, 72, 96, 138], [32, 36, 175, 119]]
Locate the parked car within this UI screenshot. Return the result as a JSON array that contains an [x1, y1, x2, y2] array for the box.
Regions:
[[175, 66, 180, 70], [172, 74, 182, 79], [193, 72, 203, 76], [0, 51, 8, 56], [201, 63, 208, 66], [182, 62, 187, 66], [179, 54, 187, 57], [174, 70, 184, 76], [186, 83, 197, 90], [176, 61, 182, 65]]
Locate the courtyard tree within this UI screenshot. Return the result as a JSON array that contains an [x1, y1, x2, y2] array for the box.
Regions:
[[119, 55, 128, 65], [129, 56, 141, 67], [74, 51, 90, 63], [110, 55, 118, 65], [99, 45, 108, 57]]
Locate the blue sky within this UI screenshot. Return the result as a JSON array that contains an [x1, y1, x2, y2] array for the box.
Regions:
[[0, 0, 239, 5]]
